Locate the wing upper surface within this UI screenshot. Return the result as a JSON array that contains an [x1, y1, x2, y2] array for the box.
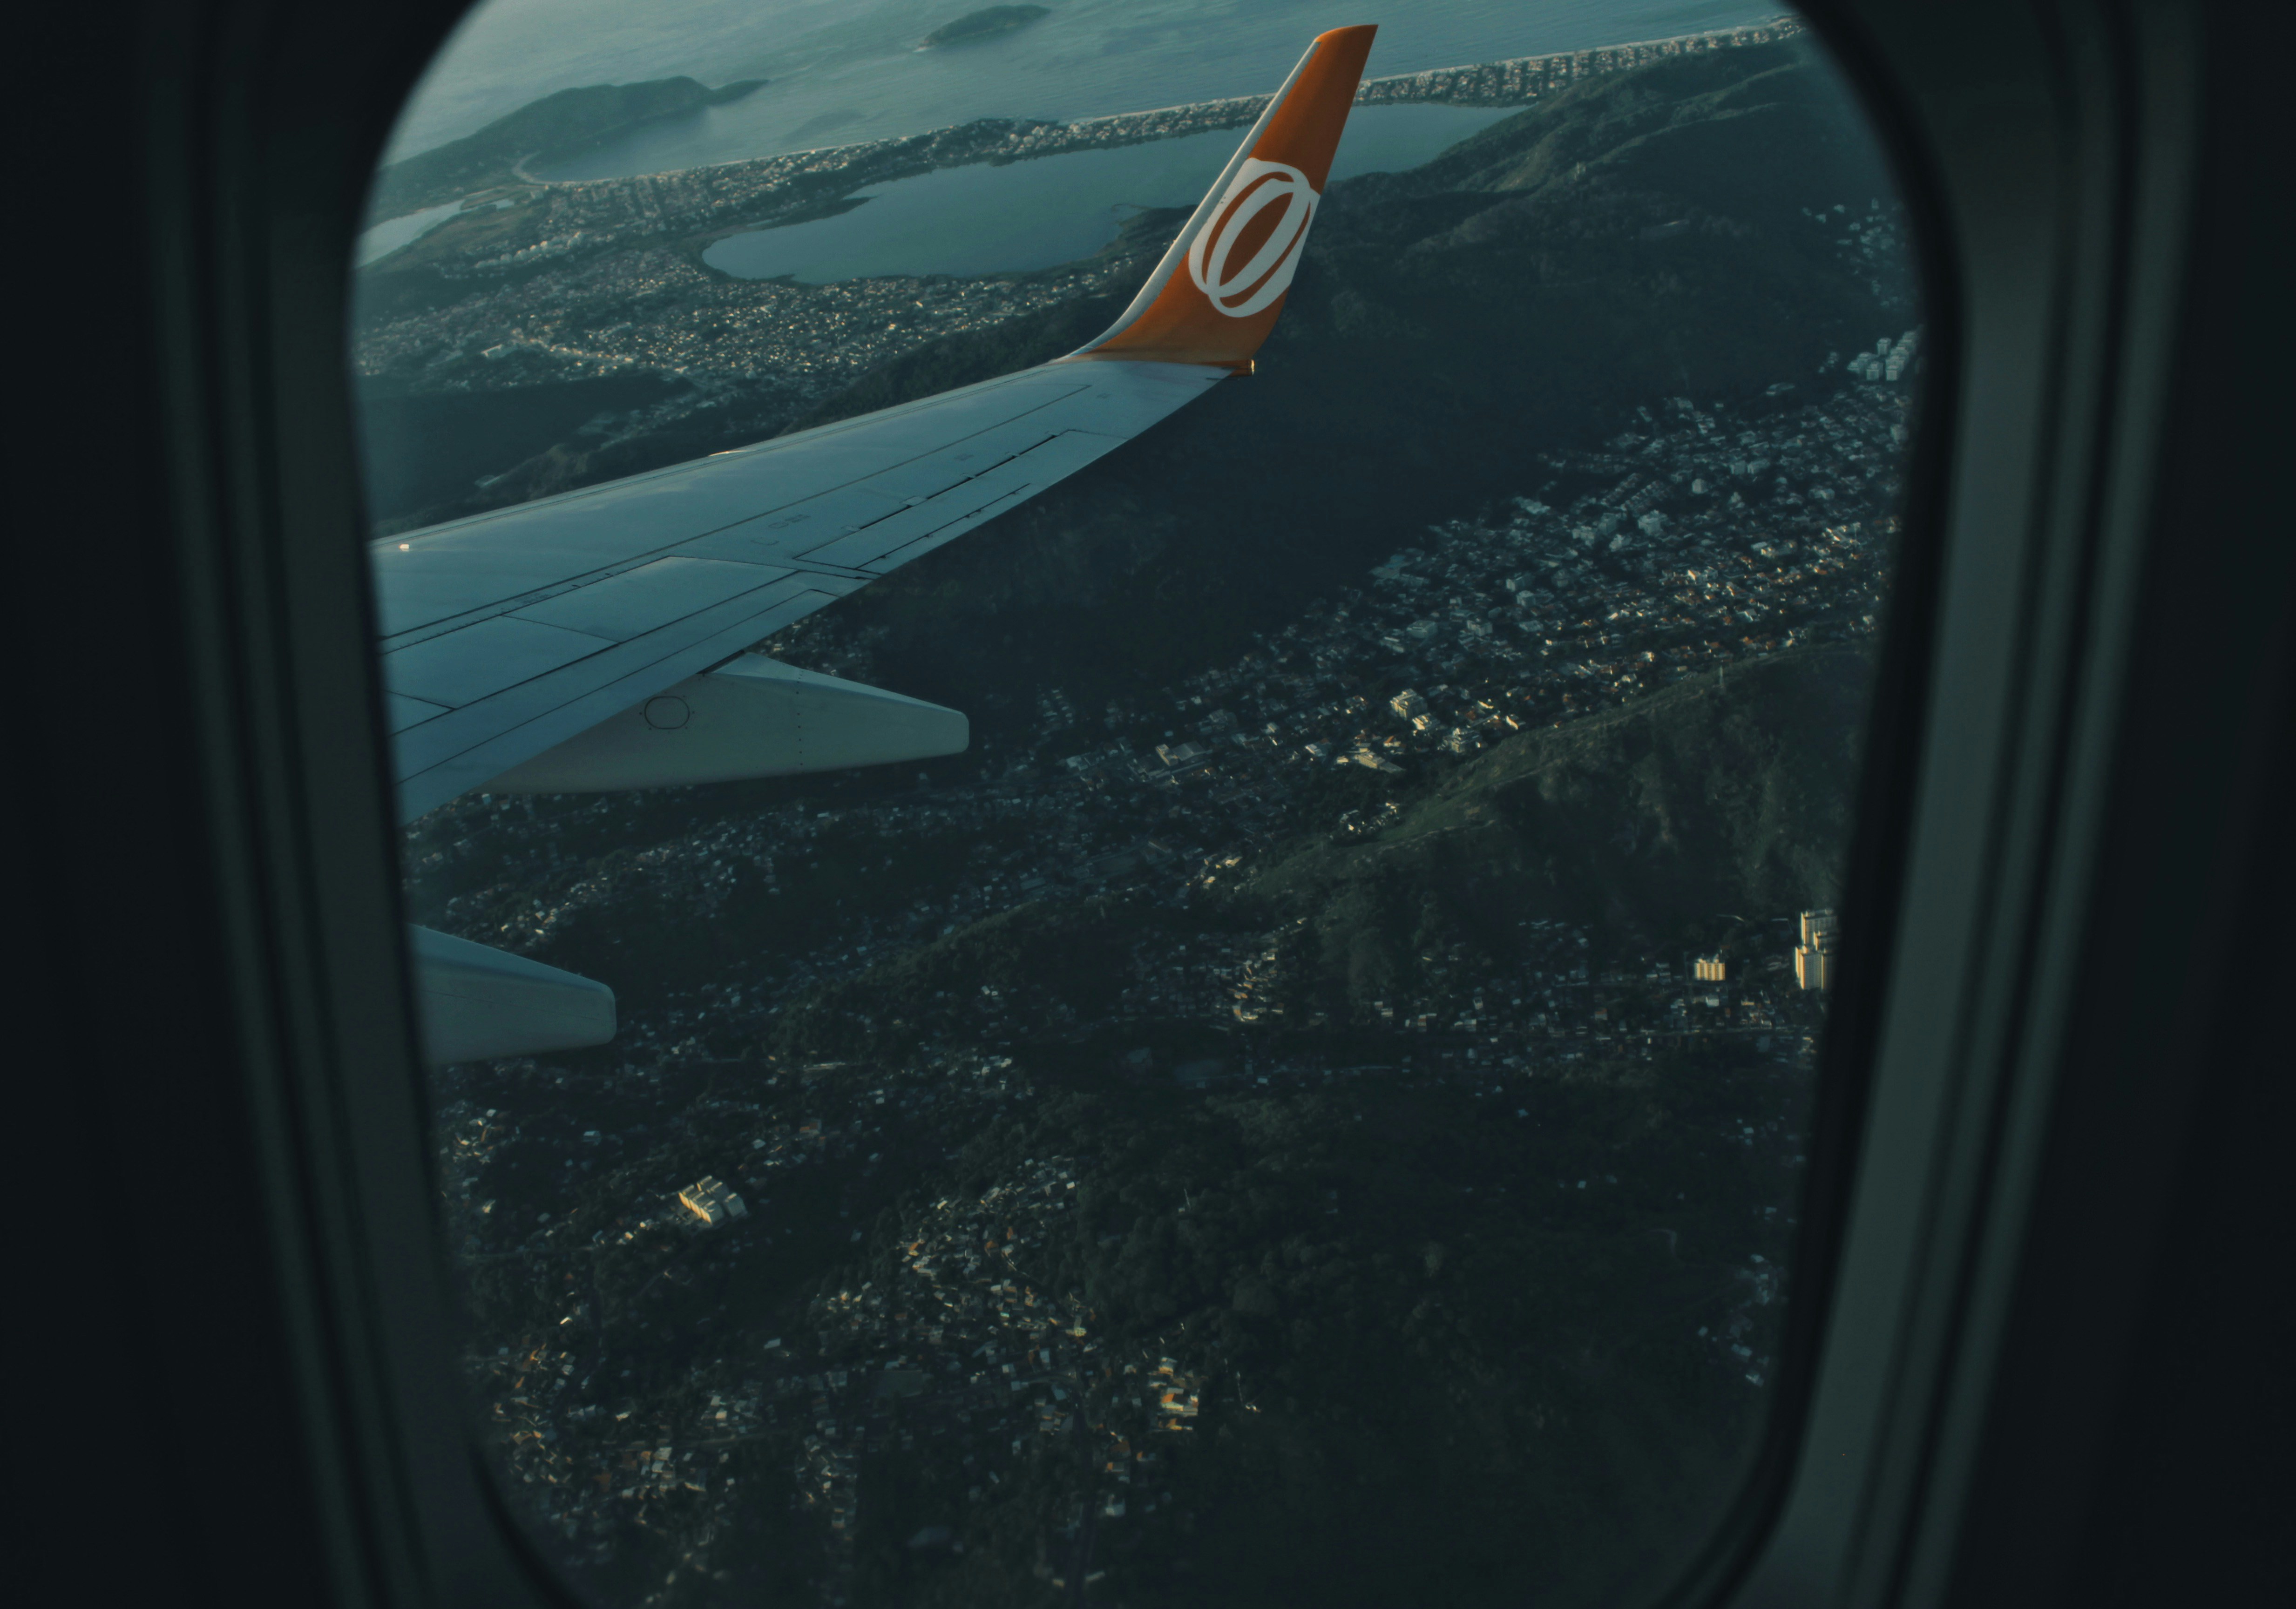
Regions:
[[378, 360, 1224, 818], [371, 25, 1375, 821]]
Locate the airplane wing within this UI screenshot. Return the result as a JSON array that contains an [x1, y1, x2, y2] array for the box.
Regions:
[[373, 24, 1377, 1062], [374, 24, 1377, 823]]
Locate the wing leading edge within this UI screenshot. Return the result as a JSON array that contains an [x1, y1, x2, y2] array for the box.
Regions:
[[380, 359, 1228, 819], [374, 25, 1375, 1060]]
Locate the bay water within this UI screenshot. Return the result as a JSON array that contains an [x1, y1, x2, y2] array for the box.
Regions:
[[393, 0, 1782, 173]]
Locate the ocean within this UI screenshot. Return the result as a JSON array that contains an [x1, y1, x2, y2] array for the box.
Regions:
[[387, 0, 1786, 177]]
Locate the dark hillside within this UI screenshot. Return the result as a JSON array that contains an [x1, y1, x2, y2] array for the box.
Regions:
[[1346, 41, 1895, 228], [659, 646, 1869, 1074], [352, 370, 694, 515], [1246, 644, 1871, 1008], [871, 1048, 1797, 1609]]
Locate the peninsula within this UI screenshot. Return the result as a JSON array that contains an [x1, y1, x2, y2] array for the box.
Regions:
[[368, 76, 766, 222]]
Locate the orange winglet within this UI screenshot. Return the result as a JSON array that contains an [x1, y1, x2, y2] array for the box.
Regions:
[[1065, 25, 1377, 371]]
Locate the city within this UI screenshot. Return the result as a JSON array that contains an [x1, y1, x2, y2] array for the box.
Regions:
[[405, 351, 1908, 1606]]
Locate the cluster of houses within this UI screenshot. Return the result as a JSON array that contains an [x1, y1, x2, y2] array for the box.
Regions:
[[765, 1158, 1210, 1556]]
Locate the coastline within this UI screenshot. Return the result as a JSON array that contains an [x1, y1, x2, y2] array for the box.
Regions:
[[365, 19, 1802, 275]]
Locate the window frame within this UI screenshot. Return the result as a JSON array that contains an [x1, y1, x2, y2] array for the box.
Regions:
[[78, 0, 2258, 1605], [1712, 4, 2223, 1607]]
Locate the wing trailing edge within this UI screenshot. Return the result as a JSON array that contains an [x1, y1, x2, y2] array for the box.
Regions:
[[484, 653, 968, 794]]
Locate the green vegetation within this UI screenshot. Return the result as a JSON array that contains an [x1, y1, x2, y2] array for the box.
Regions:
[[368, 76, 767, 221], [922, 7, 1051, 49]]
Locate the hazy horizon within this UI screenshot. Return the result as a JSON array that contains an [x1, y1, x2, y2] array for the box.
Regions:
[[387, 0, 1781, 177]]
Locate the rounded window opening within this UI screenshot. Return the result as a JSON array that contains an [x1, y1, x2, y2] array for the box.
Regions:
[[353, 5, 1926, 1606]]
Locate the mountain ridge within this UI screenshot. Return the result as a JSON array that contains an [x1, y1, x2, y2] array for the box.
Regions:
[[1237, 644, 1871, 1015]]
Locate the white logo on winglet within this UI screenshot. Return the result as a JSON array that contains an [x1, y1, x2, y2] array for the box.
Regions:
[[1187, 158, 1320, 318]]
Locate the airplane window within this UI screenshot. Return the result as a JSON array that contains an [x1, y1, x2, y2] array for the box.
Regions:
[[352, 3, 1923, 1604]]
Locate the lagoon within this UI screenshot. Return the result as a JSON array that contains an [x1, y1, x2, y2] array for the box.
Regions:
[[357, 201, 467, 266], [357, 197, 516, 266], [700, 101, 1515, 284]]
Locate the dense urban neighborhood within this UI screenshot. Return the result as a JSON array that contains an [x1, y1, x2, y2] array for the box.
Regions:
[[411, 361, 1905, 1607]]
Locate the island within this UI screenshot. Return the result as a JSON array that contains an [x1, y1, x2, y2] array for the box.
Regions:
[[922, 5, 1050, 48]]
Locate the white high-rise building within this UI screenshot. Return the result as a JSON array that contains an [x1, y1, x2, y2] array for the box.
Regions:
[[1796, 909, 1841, 990], [678, 1175, 747, 1227]]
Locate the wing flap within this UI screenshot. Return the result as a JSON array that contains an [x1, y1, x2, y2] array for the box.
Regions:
[[791, 429, 1111, 571], [386, 692, 450, 733], [393, 576, 847, 814], [385, 617, 613, 708], [670, 483, 920, 568], [509, 556, 795, 642]]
